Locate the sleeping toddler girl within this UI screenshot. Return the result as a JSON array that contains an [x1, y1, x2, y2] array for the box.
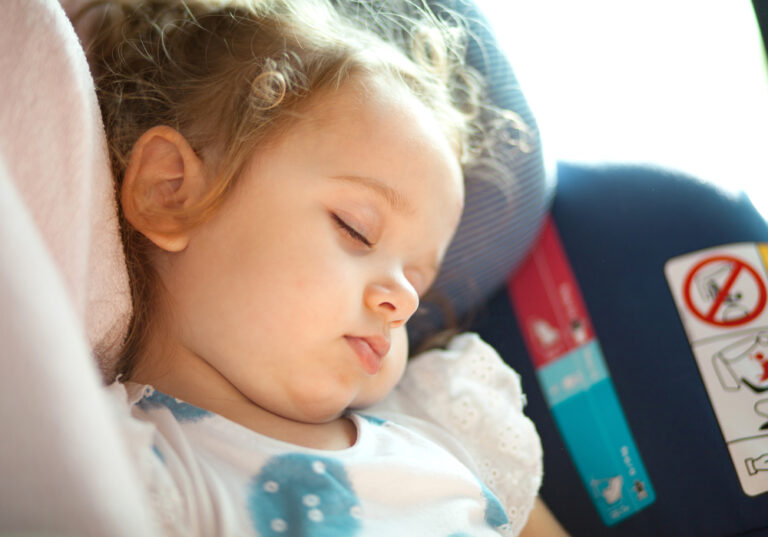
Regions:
[[80, 0, 567, 534]]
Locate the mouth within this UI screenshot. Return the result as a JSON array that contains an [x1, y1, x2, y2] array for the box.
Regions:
[[344, 335, 391, 375]]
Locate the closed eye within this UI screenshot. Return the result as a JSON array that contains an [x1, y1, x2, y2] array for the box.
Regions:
[[331, 213, 372, 247]]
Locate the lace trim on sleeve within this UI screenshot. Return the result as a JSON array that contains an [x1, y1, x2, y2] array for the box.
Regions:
[[384, 333, 543, 535]]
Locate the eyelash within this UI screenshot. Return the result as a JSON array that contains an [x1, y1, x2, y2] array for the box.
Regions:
[[332, 213, 372, 247]]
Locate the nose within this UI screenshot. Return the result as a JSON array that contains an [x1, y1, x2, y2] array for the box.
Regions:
[[364, 275, 420, 328]]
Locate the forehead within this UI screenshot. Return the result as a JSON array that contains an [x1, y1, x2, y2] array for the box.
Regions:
[[290, 75, 465, 218], [309, 74, 460, 154]]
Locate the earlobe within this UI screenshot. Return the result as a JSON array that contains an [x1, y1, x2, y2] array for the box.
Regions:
[[121, 126, 208, 252]]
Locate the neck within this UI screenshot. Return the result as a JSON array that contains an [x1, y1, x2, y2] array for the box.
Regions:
[[130, 342, 357, 451]]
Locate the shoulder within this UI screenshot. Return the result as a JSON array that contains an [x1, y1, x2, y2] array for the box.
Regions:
[[370, 333, 543, 534], [403, 332, 526, 410]]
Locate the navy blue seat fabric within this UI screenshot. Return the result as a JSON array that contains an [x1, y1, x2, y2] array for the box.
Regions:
[[473, 162, 768, 536]]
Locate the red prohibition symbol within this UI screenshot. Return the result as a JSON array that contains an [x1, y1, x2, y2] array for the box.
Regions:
[[683, 255, 767, 327]]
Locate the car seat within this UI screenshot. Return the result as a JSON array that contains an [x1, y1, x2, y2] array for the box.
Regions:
[[2, 0, 767, 536]]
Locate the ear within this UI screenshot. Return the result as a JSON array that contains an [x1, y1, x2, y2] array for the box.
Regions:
[[121, 126, 208, 252]]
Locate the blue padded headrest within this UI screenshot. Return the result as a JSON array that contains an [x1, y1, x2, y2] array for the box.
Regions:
[[409, 0, 553, 347], [474, 162, 768, 536]]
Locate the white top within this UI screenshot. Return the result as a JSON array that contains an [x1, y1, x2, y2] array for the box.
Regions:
[[108, 333, 542, 536]]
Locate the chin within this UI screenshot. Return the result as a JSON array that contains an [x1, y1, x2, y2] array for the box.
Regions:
[[284, 392, 352, 424], [293, 406, 347, 425], [348, 387, 389, 410]]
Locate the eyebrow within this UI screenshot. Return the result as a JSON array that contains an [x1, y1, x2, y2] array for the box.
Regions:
[[330, 175, 413, 214]]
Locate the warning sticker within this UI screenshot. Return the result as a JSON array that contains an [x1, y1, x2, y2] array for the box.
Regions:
[[666, 243, 768, 497], [682, 255, 767, 328]]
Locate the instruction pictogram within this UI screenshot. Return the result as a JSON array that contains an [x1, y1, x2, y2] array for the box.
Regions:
[[683, 255, 767, 327], [666, 243, 768, 496]]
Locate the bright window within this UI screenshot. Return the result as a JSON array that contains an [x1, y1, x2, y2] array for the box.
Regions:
[[476, 0, 768, 216]]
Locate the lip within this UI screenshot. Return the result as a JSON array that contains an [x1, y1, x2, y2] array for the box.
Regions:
[[344, 335, 391, 375]]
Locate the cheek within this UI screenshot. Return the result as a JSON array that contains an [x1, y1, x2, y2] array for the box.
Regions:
[[274, 247, 359, 325], [245, 230, 348, 308]]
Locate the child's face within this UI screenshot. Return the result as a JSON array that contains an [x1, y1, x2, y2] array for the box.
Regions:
[[159, 75, 464, 424]]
